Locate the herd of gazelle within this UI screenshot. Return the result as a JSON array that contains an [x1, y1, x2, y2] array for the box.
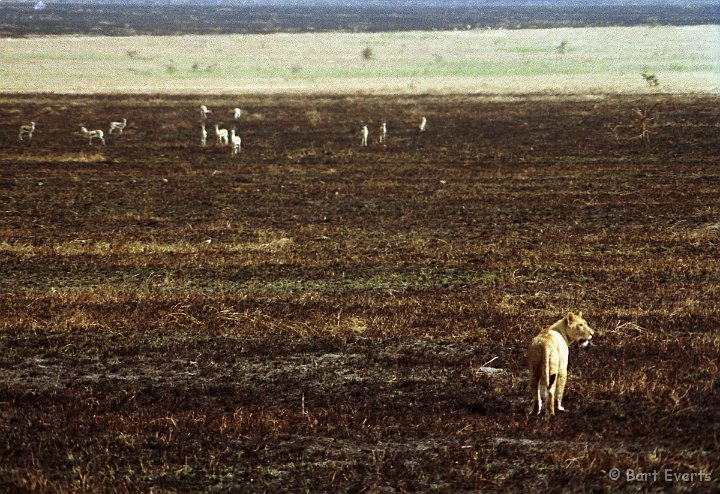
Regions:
[[201, 105, 243, 155], [360, 116, 424, 147], [18, 119, 126, 145], [17, 105, 428, 152], [202, 104, 423, 152], [80, 118, 126, 145]]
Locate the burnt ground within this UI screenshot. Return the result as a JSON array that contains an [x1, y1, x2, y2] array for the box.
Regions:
[[0, 93, 719, 492], [1, 3, 718, 37]]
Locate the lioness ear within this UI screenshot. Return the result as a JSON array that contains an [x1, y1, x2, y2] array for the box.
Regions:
[[565, 312, 575, 324], [578, 311, 583, 318]]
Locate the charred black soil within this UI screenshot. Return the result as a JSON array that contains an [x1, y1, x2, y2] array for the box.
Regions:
[[0, 93, 719, 492]]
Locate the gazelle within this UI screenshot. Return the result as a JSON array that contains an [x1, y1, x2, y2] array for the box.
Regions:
[[214, 124, 229, 146], [231, 128, 241, 155], [80, 126, 105, 145], [18, 121, 35, 141], [109, 118, 127, 134], [360, 125, 369, 146]]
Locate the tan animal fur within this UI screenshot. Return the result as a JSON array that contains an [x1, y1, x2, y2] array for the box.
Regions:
[[527, 312, 594, 416]]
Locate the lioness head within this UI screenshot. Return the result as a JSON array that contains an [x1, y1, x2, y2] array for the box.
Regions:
[[564, 311, 594, 347]]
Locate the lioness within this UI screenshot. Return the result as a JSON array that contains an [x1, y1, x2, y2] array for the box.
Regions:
[[527, 312, 594, 416]]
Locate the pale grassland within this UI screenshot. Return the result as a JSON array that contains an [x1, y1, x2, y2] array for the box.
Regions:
[[1, 25, 718, 94]]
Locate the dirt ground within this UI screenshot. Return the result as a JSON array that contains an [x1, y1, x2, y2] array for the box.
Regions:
[[0, 93, 718, 492]]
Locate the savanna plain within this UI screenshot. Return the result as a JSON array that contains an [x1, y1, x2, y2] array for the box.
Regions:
[[0, 8, 719, 489], [1, 90, 718, 492]]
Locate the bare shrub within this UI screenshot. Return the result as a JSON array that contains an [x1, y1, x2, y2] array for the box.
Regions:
[[609, 103, 660, 144], [641, 72, 660, 87]]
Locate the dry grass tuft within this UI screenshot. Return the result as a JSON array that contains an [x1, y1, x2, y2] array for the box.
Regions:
[[228, 230, 294, 253], [0, 152, 107, 163]]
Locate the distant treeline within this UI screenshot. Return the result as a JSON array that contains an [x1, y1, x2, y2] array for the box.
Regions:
[[18, 0, 720, 5], [2, 2, 717, 37]]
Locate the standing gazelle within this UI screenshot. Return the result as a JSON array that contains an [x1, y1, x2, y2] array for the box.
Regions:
[[109, 118, 127, 134], [230, 128, 241, 155], [214, 124, 229, 146], [379, 121, 387, 143], [360, 125, 369, 147], [80, 126, 105, 145], [18, 121, 35, 141]]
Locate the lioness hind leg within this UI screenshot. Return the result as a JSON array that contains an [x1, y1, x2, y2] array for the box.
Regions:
[[532, 388, 542, 415], [535, 382, 552, 415], [546, 375, 557, 416], [529, 368, 542, 414], [556, 372, 568, 412]]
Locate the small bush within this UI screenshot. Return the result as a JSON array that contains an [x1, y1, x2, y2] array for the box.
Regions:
[[641, 72, 660, 87]]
